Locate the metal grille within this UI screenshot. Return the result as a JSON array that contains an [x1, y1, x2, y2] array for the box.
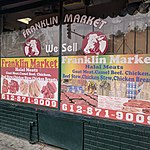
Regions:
[[0, 101, 38, 143], [84, 120, 150, 150]]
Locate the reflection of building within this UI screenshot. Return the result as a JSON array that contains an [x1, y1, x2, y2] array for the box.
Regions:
[[0, 1, 150, 150]]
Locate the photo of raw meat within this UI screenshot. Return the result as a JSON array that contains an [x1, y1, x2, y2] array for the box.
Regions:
[[61, 92, 98, 107], [2, 79, 9, 93], [9, 80, 19, 93], [122, 99, 150, 113], [29, 80, 40, 97], [20, 80, 28, 95], [41, 82, 57, 99]]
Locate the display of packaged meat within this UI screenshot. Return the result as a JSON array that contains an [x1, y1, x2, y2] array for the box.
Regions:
[[86, 99, 97, 107], [9, 80, 19, 93], [47, 82, 57, 94], [122, 99, 150, 113], [29, 80, 40, 97], [142, 108, 150, 114], [72, 100, 88, 105], [64, 92, 82, 100], [61, 93, 70, 103], [20, 80, 28, 95], [41, 82, 57, 99], [2, 79, 9, 93]]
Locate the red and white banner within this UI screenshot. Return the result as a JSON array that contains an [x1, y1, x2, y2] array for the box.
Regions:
[[1, 57, 58, 108]]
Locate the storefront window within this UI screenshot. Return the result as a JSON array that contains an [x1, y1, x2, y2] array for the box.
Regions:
[[1, 0, 150, 125]]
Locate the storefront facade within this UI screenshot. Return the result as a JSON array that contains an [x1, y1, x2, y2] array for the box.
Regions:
[[0, 0, 150, 149]]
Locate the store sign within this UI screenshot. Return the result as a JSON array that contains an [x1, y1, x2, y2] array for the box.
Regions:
[[61, 54, 150, 125], [22, 14, 107, 38], [22, 14, 108, 56], [1, 57, 58, 108]]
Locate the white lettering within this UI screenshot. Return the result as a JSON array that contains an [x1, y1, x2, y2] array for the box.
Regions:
[[52, 16, 58, 24], [86, 16, 95, 25], [93, 18, 101, 28], [64, 14, 73, 22], [144, 57, 150, 64], [62, 43, 67, 52], [40, 20, 46, 28], [110, 55, 120, 63], [80, 15, 87, 24], [134, 55, 144, 64], [73, 14, 80, 23], [99, 20, 107, 29]]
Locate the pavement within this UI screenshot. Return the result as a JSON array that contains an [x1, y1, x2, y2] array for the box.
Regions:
[[0, 132, 64, 150]]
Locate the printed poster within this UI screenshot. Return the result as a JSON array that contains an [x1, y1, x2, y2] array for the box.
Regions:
[[1, 57, 58, 108], [61, 54, 150, 125]]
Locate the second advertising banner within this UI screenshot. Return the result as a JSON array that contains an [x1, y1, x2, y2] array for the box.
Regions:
[[61, 54, 150, 125]]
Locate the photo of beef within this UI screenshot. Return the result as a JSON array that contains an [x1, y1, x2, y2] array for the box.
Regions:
[[123, 100, 150, 108], [41, 82, 57, 99], [2, 79, 9, 93], [2, 86, 8, 93], [61, 85, 68, 92], [86, 94, 98, 100], [47, 82, 57, 94], [142, 108, 150, 114], [3, 79, 8, 87], [86, 99, 97, 107], [123, 99, 150, 113], [61, 92, 98, 107], [61, 94, 71, 103], [64, 92, 82, 100], [41, 85, 54, 99], [72, 100, 88, 105], [9, 80, 19, 93], [29, 80, 40, 97], [20, 80, 28, 95], [79, 94, 90, 100]]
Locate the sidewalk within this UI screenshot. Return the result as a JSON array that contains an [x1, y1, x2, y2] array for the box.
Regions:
[[0, 132, 64, 150]]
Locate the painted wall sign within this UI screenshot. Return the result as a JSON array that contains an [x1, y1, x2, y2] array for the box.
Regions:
[[1, 57, 58, 108], [61, 54, 150, 125]]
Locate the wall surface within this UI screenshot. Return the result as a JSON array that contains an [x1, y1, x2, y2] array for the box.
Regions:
[[0, 100, 150, 150]]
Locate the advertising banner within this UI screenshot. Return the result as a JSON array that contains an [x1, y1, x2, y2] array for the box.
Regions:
[[61, 54, 150, 125], [1, 57, 58, 108]]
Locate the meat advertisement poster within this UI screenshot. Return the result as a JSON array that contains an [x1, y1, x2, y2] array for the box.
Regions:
[[61, 54, 150, 125], [1, 57, 58, 108]]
